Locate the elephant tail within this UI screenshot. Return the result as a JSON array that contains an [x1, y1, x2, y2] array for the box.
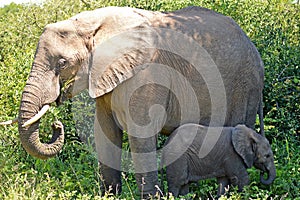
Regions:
[[259, 92, 265, 136]]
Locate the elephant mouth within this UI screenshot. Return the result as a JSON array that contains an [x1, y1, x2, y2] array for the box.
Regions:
[[56, 91, 68, 106], [261, 164, 267, 172], [23, 78, 76, 127], [259, 164, 276, 185], [254, 162, 266, 172], [21, 77, 76, 128], [56, 78, 75, 105]]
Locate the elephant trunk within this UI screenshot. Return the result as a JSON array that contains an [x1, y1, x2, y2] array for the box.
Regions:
[[260, 163, 276, 185], [18, 72, 64, 160]]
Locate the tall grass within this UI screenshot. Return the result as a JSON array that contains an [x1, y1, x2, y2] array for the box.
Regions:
[[0, 0, 299, 199]]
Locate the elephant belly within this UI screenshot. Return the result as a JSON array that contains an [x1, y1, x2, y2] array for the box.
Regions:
[[109, 51, 261, 136], [109, 64, 206, 135], [188, 154, 227, 182]]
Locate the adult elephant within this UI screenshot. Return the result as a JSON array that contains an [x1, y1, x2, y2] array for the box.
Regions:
[[3, 6, 264, 197]]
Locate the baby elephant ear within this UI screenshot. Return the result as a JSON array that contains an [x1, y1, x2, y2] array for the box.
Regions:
[[232, 125, 255, 168]]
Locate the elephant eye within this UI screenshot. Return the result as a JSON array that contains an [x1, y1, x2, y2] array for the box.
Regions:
[[58, 58, 67, 69]]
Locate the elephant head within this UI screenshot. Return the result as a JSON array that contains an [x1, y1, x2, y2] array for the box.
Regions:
[[232, 125, 276, 185], [17, 7, 156, 159]]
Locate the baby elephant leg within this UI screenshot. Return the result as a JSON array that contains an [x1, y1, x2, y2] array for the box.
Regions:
[[168, 185, 180, 197], [166, 156, 189, 197], [217, 176, 230, 197], [179, 183, 189, 196], [235, 174, 249, 192]]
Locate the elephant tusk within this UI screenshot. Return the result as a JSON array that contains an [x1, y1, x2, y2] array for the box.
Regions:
[[0, 117, 18, 125], [22, 104, 50, 127]]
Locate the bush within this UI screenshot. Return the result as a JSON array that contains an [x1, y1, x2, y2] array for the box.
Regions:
[[0, 0, 299, 199]]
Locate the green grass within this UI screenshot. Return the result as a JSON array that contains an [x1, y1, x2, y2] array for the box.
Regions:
[[0, 0, 299, 199]]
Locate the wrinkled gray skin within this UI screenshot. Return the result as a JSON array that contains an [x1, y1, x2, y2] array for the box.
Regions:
[[14, 6, 264, 197], [162, 124, 276, 197]]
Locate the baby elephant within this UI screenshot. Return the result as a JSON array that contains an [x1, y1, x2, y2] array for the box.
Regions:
[[162, 124, 276, 197]]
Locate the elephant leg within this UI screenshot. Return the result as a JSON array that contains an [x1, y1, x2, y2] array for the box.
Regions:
[[229, 89, 260, 128], [167, 184, 180, 198], [245, 89, 261, 129], [217, 176, 230, 197], [179, 183, 189, 196], [236, 173, 249, 192], [166, 156, 189, 198], [94, 97, 123, 195], [128, 134, 159, 198]]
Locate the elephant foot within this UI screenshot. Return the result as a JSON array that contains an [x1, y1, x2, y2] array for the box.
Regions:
[[136, 172, 160, 199], [100, 182, 122, 196], [141, 189, 161, 200], [99, 163, 122, 195]]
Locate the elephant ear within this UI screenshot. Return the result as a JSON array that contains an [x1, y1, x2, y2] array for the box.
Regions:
[[232, 125, 257, 168], [88, 26, 157, 97], [71, 7, 158, 98]]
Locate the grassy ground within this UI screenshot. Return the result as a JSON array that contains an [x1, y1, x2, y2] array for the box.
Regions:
[[0, 0, 299, 199]]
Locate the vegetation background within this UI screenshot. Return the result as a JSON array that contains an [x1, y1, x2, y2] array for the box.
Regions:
[[0, 0, 299, 199]]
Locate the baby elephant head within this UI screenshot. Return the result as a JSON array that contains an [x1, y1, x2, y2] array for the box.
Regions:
[[232, 125, 276, 185]]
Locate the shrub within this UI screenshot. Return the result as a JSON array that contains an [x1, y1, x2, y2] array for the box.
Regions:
[[0, 0, 299, 199]]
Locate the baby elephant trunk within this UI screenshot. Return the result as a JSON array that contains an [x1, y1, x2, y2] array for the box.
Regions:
[[260, 163, 276, 185]]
